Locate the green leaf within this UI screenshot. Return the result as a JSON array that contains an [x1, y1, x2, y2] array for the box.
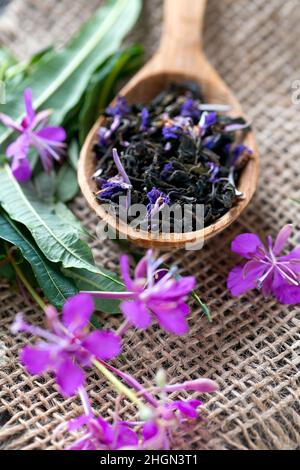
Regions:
[[53, 202, 89, 238], [0, 0, 142, 150], [0, 165, 124, 291], [4, 47, 55, 81], [0, 211, 78, 307], [63, 267, 123, 314], [0, 164, 93, 270], [55, 163, 79, 203], [34, 170, 56, 203], [78, 44, 143, 143], [0, 47, 17, 81], [68, 139, 80, 171]]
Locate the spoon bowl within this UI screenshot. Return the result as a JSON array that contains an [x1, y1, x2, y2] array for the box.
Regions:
[[78, 0, 259, 249]]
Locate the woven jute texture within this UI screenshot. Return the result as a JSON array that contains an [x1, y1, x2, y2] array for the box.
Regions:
[[0, 0, 299, 451]]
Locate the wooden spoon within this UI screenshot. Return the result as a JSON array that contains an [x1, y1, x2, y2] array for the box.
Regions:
[[78, 0, 259, 249]]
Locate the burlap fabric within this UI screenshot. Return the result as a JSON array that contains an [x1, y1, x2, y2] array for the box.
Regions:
[[0, 0, 299, 451]]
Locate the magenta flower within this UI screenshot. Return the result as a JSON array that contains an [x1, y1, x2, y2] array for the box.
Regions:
[[81, 251, 196, 336], [141, 399, 202, 450], [65, 367, 218, 451], [141, 375, 218, 450], [11, 294, 121, 396], [228, 225, 300, 304], [0, 88, 66, 181], [66, 389, 138, 450]]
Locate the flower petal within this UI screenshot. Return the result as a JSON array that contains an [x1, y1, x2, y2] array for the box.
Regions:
[[11, 157, 32, 182], [62, 293, 94, 333], [116, 424, 139, 449], [154, 309, 189, 336], [142, 421, 159, 441], [272, 271, 300, 305], [24, 88, 35, 124], [121, 300, 152, 329], [35, 126, 67, 142], [120, 255, 134, 290], [6, 134, 30, 160], [21, 345, 51, 374], [0, 113, 23, 132], [261, 272, 273, 297], [82, 330, 121, 360], [172, 400, 201, 418], [279, 247, 300, 273], [273, 224, 293, 255], [231, 233, 265, 259], [56, 358, 84, 396], [227, 263, 266, 296], [183, 378, 219, 393], [134, 255, 148, 280], [150, 276, 196, 301]]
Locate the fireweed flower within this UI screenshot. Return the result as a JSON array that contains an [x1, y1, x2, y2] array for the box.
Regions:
[[81, 250, 196, 336], [228, 225, 300, 304], [0, 88, 66, 181], [65, 369, 218, 451], [65, 389, 138, 450], [116, 368, 218, 451], [140, 375, 218, 450], [11, 294, 121, 396]]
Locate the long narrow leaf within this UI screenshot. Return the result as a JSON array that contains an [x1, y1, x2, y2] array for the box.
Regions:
[[0, 211, 78, 308], [0, 0, 142, 149], [0, 165, 123, 291]]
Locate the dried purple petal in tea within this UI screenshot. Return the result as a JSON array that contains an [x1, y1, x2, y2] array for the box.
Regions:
[[93, 83, 252, 231]]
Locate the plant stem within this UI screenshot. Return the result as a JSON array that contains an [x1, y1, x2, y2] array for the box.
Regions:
[[93, 359, 145, 410], [99, 359, 158, 407], [6, 247, 46, 310]]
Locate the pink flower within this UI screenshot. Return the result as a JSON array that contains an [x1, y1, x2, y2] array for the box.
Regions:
[[228, 225, 300, 304], [82, 250, 196, 336], [65, 372, 218, 451], [141, 399, 202, 450], [66, 388, 139, 450], [140, 376, 218, 450], [11, 294, 121, 396], [0, 88, 66, 181]]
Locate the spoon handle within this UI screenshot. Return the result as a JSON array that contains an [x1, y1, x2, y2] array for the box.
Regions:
[[159, 0, 207, 68]]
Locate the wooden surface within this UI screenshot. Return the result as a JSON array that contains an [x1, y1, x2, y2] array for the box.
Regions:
[[78, 0, 259, 249]]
